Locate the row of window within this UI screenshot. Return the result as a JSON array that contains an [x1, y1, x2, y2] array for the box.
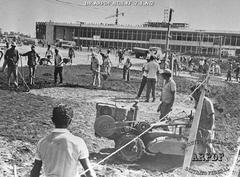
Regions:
[[79, 40, 219, 55], [77, 27, 240, 46], [39, 25, 240, 47]]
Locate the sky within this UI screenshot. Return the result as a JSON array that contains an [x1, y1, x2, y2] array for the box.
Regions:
[[0, 0, 240, 37]]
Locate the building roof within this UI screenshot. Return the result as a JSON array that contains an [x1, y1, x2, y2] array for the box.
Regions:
[[39, 21, 240, 35]]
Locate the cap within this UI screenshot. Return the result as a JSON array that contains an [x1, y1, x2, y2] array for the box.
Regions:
[[162, 69, 172, 74], [11, 42, 16, 47]]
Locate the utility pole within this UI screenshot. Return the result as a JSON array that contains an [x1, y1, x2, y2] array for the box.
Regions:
[[164, 8, 174, 71], [115, 8, 119, 25]]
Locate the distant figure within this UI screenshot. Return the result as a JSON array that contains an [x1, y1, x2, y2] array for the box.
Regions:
[[68, 47, 75, 64], [123, 58, 132, 82], [54, 49, 63, 84], [45, 45, 53, 65], [215, 63, 221, 75], [118, 49, 124, 65], [100, 49, 112, 78], [30, 104, 96, 177], [90, 53, 101, 87], [145, 55, 160, 102], [21, 45, 40, 85], [234, 63, 240, 82], [136, 58, 150, 99], [199, 59, 204, 73], [173, 58, 179, 76], [6, 42, 9, 49], [226, 62, 233, 81], [1, 42, 20, 88], [202, 59, 209, 74]]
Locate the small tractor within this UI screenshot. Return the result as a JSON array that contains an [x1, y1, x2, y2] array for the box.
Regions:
[[94, 101, 194, 162]]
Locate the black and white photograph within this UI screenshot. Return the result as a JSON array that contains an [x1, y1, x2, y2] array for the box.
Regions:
[[0, 0, 240, 176]]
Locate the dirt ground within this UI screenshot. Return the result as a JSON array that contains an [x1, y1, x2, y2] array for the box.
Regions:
[[0, 60, 240, 176]]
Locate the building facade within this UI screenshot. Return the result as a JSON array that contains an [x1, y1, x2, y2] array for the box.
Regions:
[[36, 21, 240, 56]]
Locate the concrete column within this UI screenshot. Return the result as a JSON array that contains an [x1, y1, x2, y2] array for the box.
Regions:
[[45, 22, 54, 45]]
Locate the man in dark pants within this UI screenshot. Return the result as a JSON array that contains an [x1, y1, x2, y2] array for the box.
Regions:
[[30, 104, 96, 177], [21, 45, 40, 85], [1, 42, 19, 88], [145, 56, 160, 102], [54, 49, 63, 84], [190, 85, 215, 154], [136, 58, 150, 99], [157, 69, 176, 120]]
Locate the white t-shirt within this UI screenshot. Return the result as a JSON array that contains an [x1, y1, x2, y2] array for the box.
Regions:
[[46, 49, 53, 57], [91, 56, 100, 72], [145, 60, 160, 79], [161, 78, 176, 103], [142, 62, 148, 77], [54, 53, 63, 67], [36, 129, 89, 177]]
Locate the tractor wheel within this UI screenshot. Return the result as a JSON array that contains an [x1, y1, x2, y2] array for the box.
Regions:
[[115, 134, 145, 162]]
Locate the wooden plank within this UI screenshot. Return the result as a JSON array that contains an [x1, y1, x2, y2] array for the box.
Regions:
[[182, 85, 206, 176], [228, 137, 240, 177]]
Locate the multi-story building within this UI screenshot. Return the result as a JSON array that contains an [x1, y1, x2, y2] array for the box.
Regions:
[[36, 21, 240, 56]]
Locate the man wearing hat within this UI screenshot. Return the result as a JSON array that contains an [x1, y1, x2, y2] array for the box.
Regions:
[[157, 69, 176, 120], [30, 104, 96, 177], [21, 45, 41, 85], [1, 42, 20, 88]]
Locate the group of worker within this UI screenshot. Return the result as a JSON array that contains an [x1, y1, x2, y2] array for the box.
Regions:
[[226, 61, 240, 82], [136, 54, 215, 153], [0, 43, 216, 177], [29, 56, 216, 177], [0, 42, 76, 89]]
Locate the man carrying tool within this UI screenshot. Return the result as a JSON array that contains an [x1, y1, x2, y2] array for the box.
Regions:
[[20, 45, 40, 85], [30, 104, 96, 177], [190, 84, 215, 154], [1, 42, 20, 88], [157, 69, 176, 119]]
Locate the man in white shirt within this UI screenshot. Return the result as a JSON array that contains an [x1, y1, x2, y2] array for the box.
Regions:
[[54, 48, 63, 84], [145, 55, 161, 102], [30, 104, 96, 177], [91, 53, 101, 87], [157, 69, 176, 119], [45, 45, 53, 65]]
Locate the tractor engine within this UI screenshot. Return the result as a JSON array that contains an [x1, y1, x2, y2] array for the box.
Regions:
[[94, 102, 138, 140]]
